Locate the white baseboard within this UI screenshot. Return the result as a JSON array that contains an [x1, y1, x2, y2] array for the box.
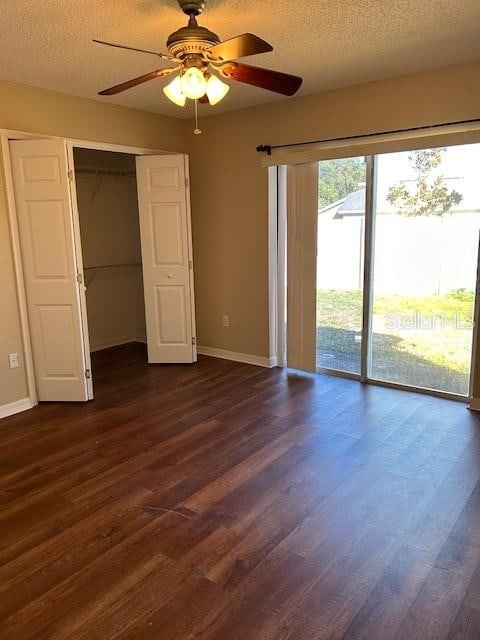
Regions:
[[197, 346, 277, 368], [91, 336, 139, 352], [468, 397, 480, 412], [0, 397, 36, 420]]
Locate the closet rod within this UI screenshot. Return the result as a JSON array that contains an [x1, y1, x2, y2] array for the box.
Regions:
[[84, 262, 142, 270], [75, 167, 136, 177]]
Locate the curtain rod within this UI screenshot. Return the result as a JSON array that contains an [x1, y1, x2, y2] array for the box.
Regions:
[[256, 117, 480, 156]]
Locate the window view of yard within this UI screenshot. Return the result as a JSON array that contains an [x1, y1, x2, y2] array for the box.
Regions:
[[317, 289, 475, 394], [317, 145, 480, 395]]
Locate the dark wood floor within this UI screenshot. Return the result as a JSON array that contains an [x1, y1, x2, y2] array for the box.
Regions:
[[2, 343, 480, 639]]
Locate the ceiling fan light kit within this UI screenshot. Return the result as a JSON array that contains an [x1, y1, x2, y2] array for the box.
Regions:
[[163, 75, 186, 106], [94, 0, 303, 132], [205, 74, 230, 105]]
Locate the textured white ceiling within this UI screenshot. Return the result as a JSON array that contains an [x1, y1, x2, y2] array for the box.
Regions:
[[2, 0, 480, 119]]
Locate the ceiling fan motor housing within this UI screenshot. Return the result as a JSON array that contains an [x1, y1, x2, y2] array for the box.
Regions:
[[167, 16, 220, 58]]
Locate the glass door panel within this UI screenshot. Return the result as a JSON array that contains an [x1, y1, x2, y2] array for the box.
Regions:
[[316, 157, 367, 374], [369, 144, 480, 395]]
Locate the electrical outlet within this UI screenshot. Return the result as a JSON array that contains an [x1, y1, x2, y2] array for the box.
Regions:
[[222, 314, 230, 327], [8, 353, 19, 369]]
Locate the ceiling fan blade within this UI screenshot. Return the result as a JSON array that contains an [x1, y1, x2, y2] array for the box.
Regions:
[[98, 68, 175, 95], [93, 39, 175, 62], [208, 33, 273, 61], [198, 94, 210, 104], [221, 63, 302, 96]]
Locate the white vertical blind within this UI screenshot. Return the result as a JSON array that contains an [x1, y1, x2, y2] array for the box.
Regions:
[[286, 162, 318, 372]]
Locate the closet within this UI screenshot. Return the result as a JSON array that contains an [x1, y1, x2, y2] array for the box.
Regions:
[[73, 148, 146, 354], [9, 136, 196, 403]]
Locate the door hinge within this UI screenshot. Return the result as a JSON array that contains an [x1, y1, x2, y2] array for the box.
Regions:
[[76, 272, 83, 284], [185, 177, 189, 188], [192, 337, 196, 346], [85, 369, 91, 379], [67, 169, 74, 181], [188, 260, 193, 269]]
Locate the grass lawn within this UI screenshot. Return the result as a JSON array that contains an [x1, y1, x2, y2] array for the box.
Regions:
[[316, 289, 475, 394]]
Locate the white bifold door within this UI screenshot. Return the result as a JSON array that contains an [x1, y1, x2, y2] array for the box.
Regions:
[[10, 139, 90, 401], [10, 140, 196, 403], [136, 154, 196, 364]]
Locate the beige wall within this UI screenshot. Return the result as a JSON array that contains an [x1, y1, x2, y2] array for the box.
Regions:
[[3, 60, 480, 409], [0, 80, 184, 407], [184, 60, 480, 380]]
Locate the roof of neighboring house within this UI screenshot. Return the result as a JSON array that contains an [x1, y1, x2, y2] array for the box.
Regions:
[[335, 189, 366, 217], [317, 198, 345, 217], [318, 187, 480, 218]]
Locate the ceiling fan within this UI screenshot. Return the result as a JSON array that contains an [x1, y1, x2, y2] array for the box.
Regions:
[[94, 0, 303, 110]]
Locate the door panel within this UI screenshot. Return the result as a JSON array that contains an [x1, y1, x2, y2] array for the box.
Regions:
[[136, 154, 196, 363], [38, 305, 78, 376], [151, 202, 184, 265], [27, 199, 70, 277], [369, 145, 480, 395], [155, 286, 187, 343], [10, 139, 88, 401], [316, 157, 367, 374]]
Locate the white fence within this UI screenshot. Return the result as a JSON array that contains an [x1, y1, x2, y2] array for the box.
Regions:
[[317, 214, 480, 295]]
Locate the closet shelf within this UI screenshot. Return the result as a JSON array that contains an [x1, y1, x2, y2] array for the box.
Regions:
[[83, 262, 142, 288], [84, 262, 142, 270], [75, 166, 136, 178]]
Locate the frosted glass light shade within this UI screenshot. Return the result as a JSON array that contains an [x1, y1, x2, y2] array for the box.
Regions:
[[163, 76, 186, 107], [206, 75, 230, 105], [180, 67, 207, 99]]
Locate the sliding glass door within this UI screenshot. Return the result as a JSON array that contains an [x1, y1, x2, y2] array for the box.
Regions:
[[369, 145, 480, 395], [316, 157, 367, 374], [314, 143, 480, 397]]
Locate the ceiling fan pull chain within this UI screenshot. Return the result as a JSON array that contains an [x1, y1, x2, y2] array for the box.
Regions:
[[194, 99, 202, 135]]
